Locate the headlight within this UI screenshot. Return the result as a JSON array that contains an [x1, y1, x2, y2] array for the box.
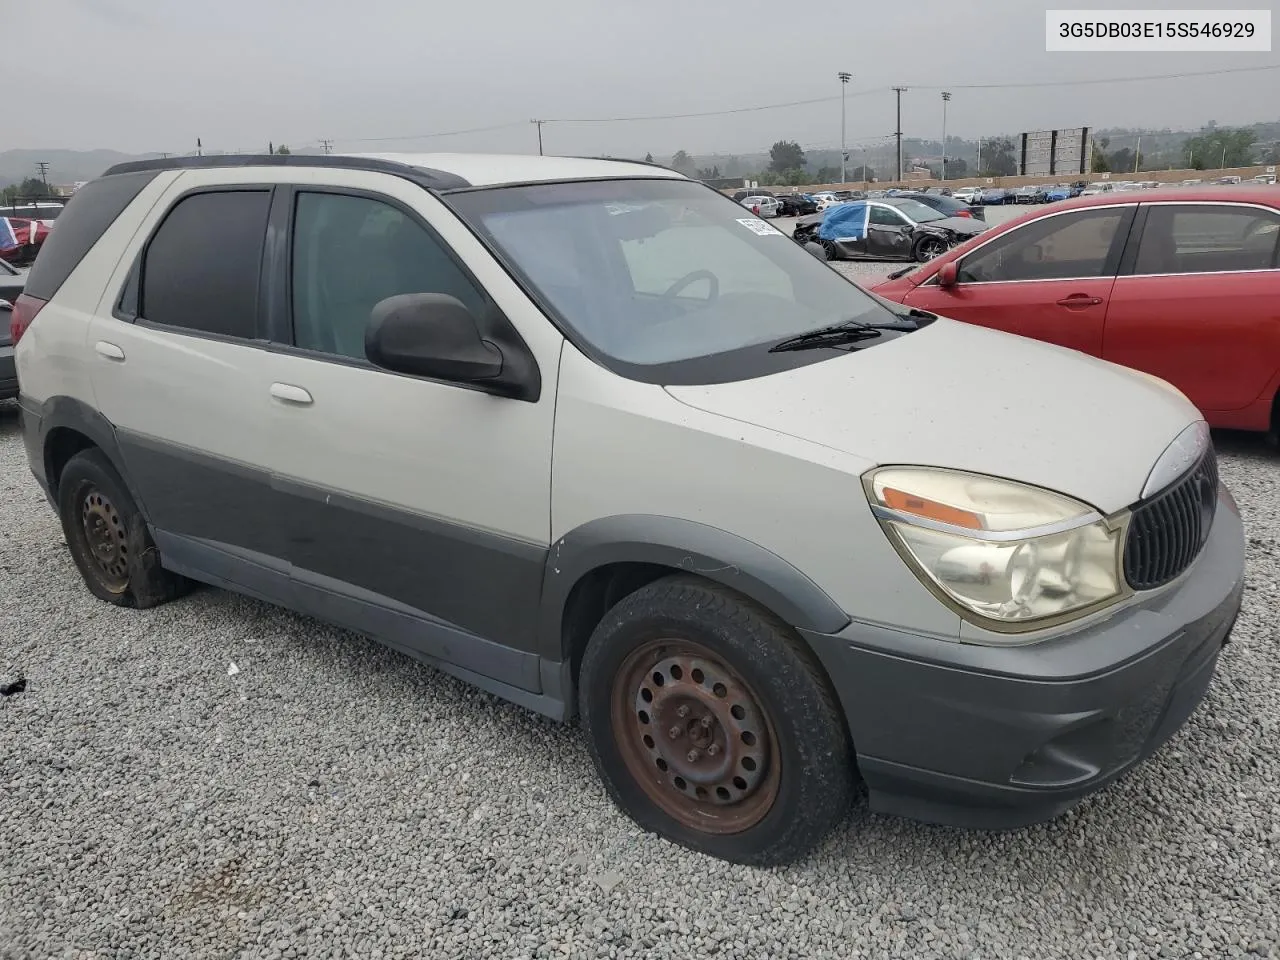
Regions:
[[865, 467, 1127, 637]]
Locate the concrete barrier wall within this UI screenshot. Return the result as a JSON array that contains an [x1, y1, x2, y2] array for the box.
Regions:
[[721, 164, 1275, 195]]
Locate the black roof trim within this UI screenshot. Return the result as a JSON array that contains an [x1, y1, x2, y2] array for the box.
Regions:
[[100, 154, 471, 189], [562, 155, 679, 172]]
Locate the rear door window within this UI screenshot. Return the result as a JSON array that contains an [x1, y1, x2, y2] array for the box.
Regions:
[[140, 190, 270, 339], [957, 207, 1130, 283], [1133, 204, 1280, 275]]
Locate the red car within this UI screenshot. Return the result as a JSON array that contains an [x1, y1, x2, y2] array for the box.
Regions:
[[0, 217, 51, 266], [872, 187, 1280, 434]]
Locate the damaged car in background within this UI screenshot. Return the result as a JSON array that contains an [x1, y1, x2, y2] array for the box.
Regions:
[[793, 198, 988, 263]]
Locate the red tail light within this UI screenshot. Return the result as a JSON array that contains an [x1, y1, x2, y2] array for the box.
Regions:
[[10, 294, 47, 346], [752, 204, 760, 214], [953, 209, 972, 218]]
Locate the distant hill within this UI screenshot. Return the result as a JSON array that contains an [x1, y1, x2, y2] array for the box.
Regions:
[[0, 149, 159, 189], [0, 146, 325, 190]]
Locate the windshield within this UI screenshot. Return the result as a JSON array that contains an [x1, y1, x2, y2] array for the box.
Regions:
[[886, 199, 946, 223], [447, 178, 903, 379]]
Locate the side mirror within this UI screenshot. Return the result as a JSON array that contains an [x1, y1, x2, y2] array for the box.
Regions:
[[366, 293, 506, 386], [937, 261, 959, 287]]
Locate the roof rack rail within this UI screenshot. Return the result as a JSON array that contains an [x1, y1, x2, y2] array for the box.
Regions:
[[100, 153, 471, 189]]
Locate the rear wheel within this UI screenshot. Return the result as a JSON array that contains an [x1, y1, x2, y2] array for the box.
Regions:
[[57, 449, 190, 608], [579, 575, 855, 866]]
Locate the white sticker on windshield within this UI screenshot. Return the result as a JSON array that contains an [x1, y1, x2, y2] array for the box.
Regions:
[[736, 217, 784, 237]]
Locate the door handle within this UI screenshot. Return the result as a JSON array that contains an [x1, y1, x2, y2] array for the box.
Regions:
[[1055, 295, 1104, 307], [94, 340, 126, 361], [269, 382, 313, 405]]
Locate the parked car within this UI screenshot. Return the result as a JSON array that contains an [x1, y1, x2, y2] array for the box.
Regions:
[[0, 200, 65, 224], [1215, 176, 1243, 186], [1080, 183, 1112, 197], [776, 194, 818, 216], [979, 187, 1010, 205], [0, 217, 50, 266], [871, 186, 1280, 434], [12, 153, 1244, 867], [741, 195, 781, 218], [1251, 174, 1276, 185], [894, 190, 986, 222], [1040, 184, 1073, 203], [922, 186, 953, 196], [1013, 185, 1039, 204], [0, 257, 25, 399], [731, 189, 774, 202], [792, 197, 986, 262], [951, 186, 982, 204]]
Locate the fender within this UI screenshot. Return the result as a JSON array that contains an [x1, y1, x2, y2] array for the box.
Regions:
[[21, 394, 150, 522], [538, 514, 852, 661]]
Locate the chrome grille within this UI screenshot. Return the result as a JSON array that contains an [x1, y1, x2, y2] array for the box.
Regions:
[[1123, 448, 1219, 591]]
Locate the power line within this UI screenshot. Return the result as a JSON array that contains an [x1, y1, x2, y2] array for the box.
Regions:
[[332, 121, 528, 145], [910, 61, 1280, 90], [542, 88, 883, 124]]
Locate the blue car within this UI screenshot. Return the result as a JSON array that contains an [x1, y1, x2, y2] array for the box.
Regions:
[[979, 187, 1010, 205], [1041, 184, 1072, 203]]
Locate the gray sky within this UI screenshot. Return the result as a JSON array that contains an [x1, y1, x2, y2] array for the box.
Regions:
[[10, 0, 1279, 159]]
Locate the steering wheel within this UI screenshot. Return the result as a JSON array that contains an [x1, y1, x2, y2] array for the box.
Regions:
[[662, 270, 719, 301]]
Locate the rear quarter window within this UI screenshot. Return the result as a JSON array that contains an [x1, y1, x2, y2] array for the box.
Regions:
[[21, 171, 159, 301]]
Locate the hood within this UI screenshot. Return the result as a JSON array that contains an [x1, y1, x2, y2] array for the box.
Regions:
[[920, 216, 986, 236], [664, 319, 1200, 514]]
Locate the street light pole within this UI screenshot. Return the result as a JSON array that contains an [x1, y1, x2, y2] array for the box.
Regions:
[[838, 72, 851, 185], [891, 86, 908, 183], [940, 92, 951, 182]]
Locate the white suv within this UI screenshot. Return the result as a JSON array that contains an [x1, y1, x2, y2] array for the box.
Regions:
[[11, 153, 1244, 865]]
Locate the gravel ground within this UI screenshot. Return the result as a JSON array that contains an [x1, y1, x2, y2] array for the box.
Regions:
[[2, 289, 1279, 959]]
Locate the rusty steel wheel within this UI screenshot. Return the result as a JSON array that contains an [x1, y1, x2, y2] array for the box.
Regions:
[[79, 486, 130, 594], [611, 639, 782, 834]]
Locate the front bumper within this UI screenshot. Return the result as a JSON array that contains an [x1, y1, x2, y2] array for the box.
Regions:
[[803, 485, 1245, 829]]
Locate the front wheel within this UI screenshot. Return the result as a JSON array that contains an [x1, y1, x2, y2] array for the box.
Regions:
[[913, 235, 949, 262], [579, 576, 855, 866]]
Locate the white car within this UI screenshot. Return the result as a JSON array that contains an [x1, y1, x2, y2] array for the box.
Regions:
[[740, 195, 780, 217], [1080, 183, 1113, 196], [951, 187, 982, 204], [11, 151, 1244, 867]]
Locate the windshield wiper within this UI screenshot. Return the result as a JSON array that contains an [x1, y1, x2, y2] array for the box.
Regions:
[[769, 319, 896, 353]]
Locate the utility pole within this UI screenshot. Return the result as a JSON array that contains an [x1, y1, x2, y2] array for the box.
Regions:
[[940, 92, 951, 182], [977, 137, 983, 176], [838, 72, 851, 185], [1134, 135, 1141, 174], [891, 86, 907, 183], [320, 139, 333, 155], [1221, 142, 1227, 169], [531, 120, 545, 156], [36, 161, 50, 191], [197, 138, 203, 157]]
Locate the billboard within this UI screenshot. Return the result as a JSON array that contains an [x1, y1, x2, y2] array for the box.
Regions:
[[1019, 128, 1090, 176]]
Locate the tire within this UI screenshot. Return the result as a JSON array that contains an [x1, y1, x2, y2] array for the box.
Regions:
[[579, 575, 855, 866], [913, 235, 948, 262], [820, 239, 839, 261], [57, 448, 191, 609]]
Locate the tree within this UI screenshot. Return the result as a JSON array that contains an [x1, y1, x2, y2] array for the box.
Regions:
[[942, 157, 967, 178], [850, 164, 875, 182], [814, 165, 841, 183], [644, 152, 654, 163], [768, 140, 806, 174], [695, 165, 722, 179], [3, 177, 53, 201], [1184, 128, 1257, 169], [276, 144, 291, 155], [979, 138, 1017, 177], [669, 150, 696, 175]]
